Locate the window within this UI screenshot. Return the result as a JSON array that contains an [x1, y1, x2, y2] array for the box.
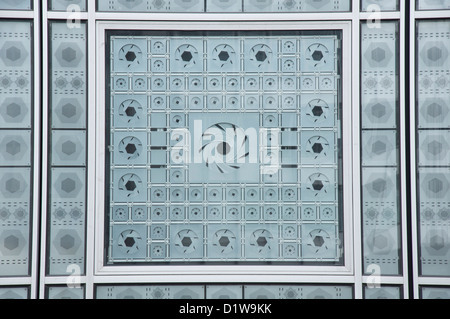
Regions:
[[104, 29, 344, 265]]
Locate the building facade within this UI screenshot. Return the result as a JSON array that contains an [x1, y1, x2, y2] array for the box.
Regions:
[[0, 0, 449, 299]]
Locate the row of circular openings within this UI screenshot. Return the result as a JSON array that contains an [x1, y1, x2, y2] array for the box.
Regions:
[[117, 227, 333, 257], [113, 205, 336, 222], [116, 98, 331, 123], [117, 42, 330, 70], [148, 76, 296, 91], [149, 187, 300, 202], [114, 76, 335, 93], [116, 134, 331, 161], [117, 173, 332, 197], [121, 40, 298, 57]]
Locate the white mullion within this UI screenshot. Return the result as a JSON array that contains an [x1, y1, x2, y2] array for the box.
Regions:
[[38, 0, 50, 300], [410, 6, 420, 300], [414, 10, 450, 19], [399, 0, 410, 299], [29, 0, 41, 300], [93, 11, 355, 21], [46, 11, 89, 20], [0, 10, 35, 19], [92, 274, 357, 285], [85, 0, 97, 300], [418, 277, 450, 286], [352, 0, 363, 300]]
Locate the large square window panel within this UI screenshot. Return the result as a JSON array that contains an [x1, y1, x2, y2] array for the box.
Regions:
[[105, 29, 344, 266]]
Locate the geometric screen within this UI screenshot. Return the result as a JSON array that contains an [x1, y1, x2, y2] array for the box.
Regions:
[[106, 30, 343, 264]]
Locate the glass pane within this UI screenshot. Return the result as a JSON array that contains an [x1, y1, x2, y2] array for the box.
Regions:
[[47, 22, 87, 276], [50, 0, 86, 11], [0, 20, 33, 277], [97, 0, 351, 12], [0, 0, 31, 10], [106, 30, 343, 265], [361, 0, 398, 11], [242, 0, 351, 12], [243, 285, 353, 299], [46, 285, 85, 299], [97, 0, 205, 12], [95, 284, 353, 299], [360, 22, 402, 276], [364, 285, 402, 299], [417, 0, 450, 10], [416, 20, 450, 277], [421, 286, 450, 299], [0, 287, 29, 299]]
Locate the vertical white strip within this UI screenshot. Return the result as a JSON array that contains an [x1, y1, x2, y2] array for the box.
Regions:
[[353, 0, 363, 299], [410, 6, 420, 300], [85, 0, 96, 300], [30, 0, 41, 300], [39, 0, 49, 299]]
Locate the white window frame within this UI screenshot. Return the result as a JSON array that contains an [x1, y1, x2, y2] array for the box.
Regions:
[[93, 20, 354, 280]]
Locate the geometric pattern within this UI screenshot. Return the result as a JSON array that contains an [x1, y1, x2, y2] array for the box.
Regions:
[[107, 31, 342, 264], [95, 284, 353, 299], [417, 20, 450, 277], [360, 22, 401, 276], [0, 21, 33, 277], [98, 0, 351, 12], [47, 22, 87, 276]]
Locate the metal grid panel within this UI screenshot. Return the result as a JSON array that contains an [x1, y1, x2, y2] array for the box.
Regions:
[[360, 21, 401, 276], [416, 19, 450, 277], [95, 284, 353, 299], [106, 31, 343, 264], [47, 21, 87, 276], [0, 20, 33, 277], [97, 0, 351, 12]]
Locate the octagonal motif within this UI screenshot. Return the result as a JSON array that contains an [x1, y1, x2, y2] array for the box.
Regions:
[[0, 135, 28, 161], [54, 173, 83, 198], [422, 174, 450, 198], [421, 136, 450, 161], [364, 42, 394, 68], [55, 43, 83, 68], [0, 41, 29, 67], [0, 172, 28, 198], [424, 230, 450, 256], [0, 230, 26, 256], [420, 41, 449, 67], [53, 230, 82, 255], [0, 97, 28, 124]]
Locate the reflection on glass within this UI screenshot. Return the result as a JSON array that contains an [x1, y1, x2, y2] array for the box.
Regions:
[[106, 30, 344, 265], [96, 284, 353, 299], [361, 21, 402, 276], [416, 20, 450, 277], [47, 22, 87, 276], [97, 0, 351, 12], [0, 20, 33, 277]]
